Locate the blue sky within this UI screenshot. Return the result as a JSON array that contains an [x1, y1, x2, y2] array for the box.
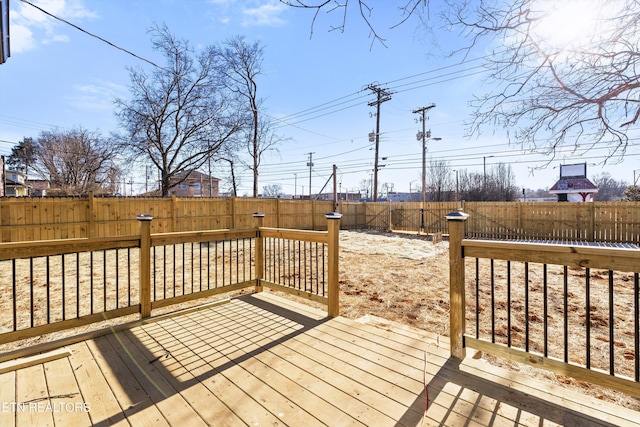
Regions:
[[1, 0, 638, 197]]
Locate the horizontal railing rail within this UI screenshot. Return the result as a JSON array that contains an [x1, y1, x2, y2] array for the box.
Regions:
[[0, 213, 342, 347], [447, 212, 640, 399]]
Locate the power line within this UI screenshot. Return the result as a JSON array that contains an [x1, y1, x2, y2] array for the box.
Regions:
[[20, 0, 164, 71]]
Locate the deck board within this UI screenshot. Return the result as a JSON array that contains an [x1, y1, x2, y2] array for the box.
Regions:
[[85, 335, 169, 427], [68, 342, 130, 427], [0, 370, 15, 427], [0, 292, 639, 427], [44, 357, 92, 427], [16, 365, 53, 427]]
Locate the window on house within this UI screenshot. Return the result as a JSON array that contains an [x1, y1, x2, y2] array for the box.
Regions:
[[194, 183, 201, 190], [181, 183, 187, 189]]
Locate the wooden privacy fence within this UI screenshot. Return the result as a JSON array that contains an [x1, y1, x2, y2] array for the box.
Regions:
[[464, 201, 640, 243], [447, 212, 640, 398], [1, 196, 639, 244], [0, 212, 342, 348]]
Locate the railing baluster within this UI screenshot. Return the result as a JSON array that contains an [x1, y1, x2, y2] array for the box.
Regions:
[[152, 246, 157, 302], [191, 242, 195, 293], [543, 263, 548, 358], [115, 249, 119, 310], [525, 262, 529, 352], [207, 240, 211, 290], [507, 260, 511, 348], [61, 254, 65, 320], [103, 250, 107, 312], [586, 267, 591, 369], [76, 253, 80, 319], [30, 258, 34, 328], [564, 265, 569, 363], [635, 272, 639, 382], [90, 252, 94, 314], [491, 259, 495, 344], [46, 256, 50, 325], [609, 270, 615, 376], [128, 248, 131, 307], [162, 245, 166, 300], [222, 241, 225, 287], [12, 259, 16, 331]]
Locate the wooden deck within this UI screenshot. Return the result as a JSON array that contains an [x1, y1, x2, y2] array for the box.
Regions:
[[0, 293, 638, 427]]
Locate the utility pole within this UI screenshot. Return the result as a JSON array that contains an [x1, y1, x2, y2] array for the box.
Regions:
[[367, 84, 393, 202], [306, 152, 314, 199], [412, 104, 436, 205]]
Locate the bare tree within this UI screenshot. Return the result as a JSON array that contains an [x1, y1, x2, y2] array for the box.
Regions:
[[115, 24, 242, 196], [444, 0, 640, 161], [592, 172, 627, 201], [455, 163, 518, 201], [216, 36, 283, 198], [285, 1, 640, 161], [487, 163, 519, 201], [33, 127, 117, 196], [262, 184, 283, 197], [426, 159, 454, 201], [279, 0, 426, 48]]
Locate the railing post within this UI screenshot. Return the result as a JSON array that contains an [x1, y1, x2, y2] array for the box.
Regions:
[[253, 212, 265, 293], [137, 213, 153, 318], [326, 212, 342, 317], [446, 209, 469, 359]]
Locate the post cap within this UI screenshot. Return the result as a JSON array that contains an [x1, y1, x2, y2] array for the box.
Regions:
[[445, 210, 469, 221], [252, 212, 265, 218], [136, 213, 153, 221], [325, 212, 343, 220]]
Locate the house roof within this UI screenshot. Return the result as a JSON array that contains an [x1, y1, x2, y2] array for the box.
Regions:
[[171, 170, 219, 182], [549, 177, 598, 194]]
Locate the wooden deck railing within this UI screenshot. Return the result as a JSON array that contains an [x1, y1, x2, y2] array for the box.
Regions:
[[0, 213, 342, 346], [447, 211, 640, 398]]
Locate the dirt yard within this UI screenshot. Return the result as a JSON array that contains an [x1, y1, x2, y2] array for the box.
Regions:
[[337, 230, 451, 334]]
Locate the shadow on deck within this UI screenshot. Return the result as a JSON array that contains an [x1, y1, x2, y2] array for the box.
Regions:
[[0, 293, 637, 426]]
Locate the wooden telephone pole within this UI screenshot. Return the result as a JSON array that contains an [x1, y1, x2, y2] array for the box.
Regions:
[[367, 84, 392, 202]]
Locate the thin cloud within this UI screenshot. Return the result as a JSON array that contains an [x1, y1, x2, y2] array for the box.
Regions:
[[68, 81, 128, 112], [10, 0, 97, 53], [241, 1, 286, 27]]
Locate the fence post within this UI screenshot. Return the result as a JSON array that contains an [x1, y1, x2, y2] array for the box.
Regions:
[[88, 191, 96, 238], [446, 209, 469, 359], [326, 212, 342, 317], [253, 212, 265, 293], [171, 194, 178, 232], [137, 213, 153, 318]]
